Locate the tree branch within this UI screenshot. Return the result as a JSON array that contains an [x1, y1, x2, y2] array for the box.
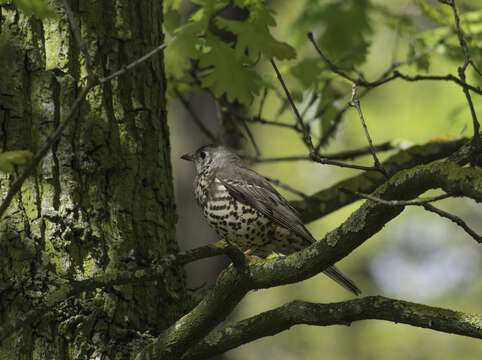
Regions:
[[0, 80, 96, 218], [341, 189, 452, 206], [438, 0, 480, 150], [175, 90, 217, 142], [270, 59, 315, 152], [0, 241, 229, 343], [244, 142, 393, 163], [349, 83, 388, 177], [423, 203, 482, 243], [136, 140, 480, 360], [293, 137, 467, 223], [185, 296, 482, 359]]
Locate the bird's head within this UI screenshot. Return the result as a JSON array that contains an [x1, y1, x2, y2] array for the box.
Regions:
[[181, 144, 243, 173]]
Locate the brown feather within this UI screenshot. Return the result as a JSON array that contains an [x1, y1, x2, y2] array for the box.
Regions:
[[216, 166, 315, 244]]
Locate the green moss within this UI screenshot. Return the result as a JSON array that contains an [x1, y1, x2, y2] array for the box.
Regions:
[[43, 17, 68, 70]]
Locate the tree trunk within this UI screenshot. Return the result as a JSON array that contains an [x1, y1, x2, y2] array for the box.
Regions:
[[0, 1, 186, 358]]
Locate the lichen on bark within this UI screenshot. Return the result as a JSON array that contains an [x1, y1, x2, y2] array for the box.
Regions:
[[0, 1, 186, 359]]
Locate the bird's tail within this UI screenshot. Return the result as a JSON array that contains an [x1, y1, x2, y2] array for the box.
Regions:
[[323, 265, 361, 296]]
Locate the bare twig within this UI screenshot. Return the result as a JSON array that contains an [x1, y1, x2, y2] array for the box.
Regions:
[[325, 142, 394, 160], [340, 188, 451, 206], [245, 142, 393, 164], [245, 154, 382, 172], [270, 59, 315, 152], [0, 39, 172, 218], [438, 0, 480, 150], [0, 80, 95, 218], [314, 33, 449, 151], [307, 31, 482, 95], [245, 117, 299, 131], [342, 188, 481, 242], [100, 39, 173, 83], [349, 83, 388, 177], [307, 32, 357, 83], [239, 118, 261, 156], [311, 154, 382, 172], [175, 90, 217, 142], [244, 155, 308, 163], [423, 203, 481, 243], [62, 0, 94, 78], [257, 87, 268, 120], [389, 71, 482, 94]]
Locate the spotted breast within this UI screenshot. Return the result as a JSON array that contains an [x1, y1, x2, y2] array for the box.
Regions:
[[194, 170, 307, 257]]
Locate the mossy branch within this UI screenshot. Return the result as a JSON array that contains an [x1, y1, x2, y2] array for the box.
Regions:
[[184, 296, 482, 360], [135, 141, 481, 360]]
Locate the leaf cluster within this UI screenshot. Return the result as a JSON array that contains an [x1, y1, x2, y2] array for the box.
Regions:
[[164, 0, 296, 105]]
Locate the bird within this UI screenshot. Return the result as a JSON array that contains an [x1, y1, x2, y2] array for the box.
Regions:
[[181, 144, 361, 295]]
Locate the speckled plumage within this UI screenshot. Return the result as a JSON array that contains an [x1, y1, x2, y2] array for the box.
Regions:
[[182, 144, 361, 295]]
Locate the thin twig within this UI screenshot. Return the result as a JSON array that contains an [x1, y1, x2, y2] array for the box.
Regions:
[[313, 33, 449, 151], [245, 142, 393, 164], [469, 60, 482, 77], [349, 83, 388, 177], [270, 59, 315, 152], [0, 39, 172, 218], [239, 118, 261, 156], [301, 91, 319, 120], [257, 88, 268, 120], [439, 0, 480, 150], [245, 117, 299, 131], [324, 142, 393, 160], [100, 39, 174, 83], [307, 32, 357, 83], [62, 0, 94, 78], [175, 90, 217, 142], [0, 80, 96, 218], [307, 31, 482, 95], [423, 203, 481, 243], [311, 155, 382, 172], [340, 188, 451, 206], [388, 71, 482, 94]]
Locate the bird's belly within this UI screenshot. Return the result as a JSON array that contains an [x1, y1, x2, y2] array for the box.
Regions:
[[203, 190, 274, 251]]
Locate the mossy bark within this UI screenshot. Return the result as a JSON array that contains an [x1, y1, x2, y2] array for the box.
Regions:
[[0, 1, 186, 359]]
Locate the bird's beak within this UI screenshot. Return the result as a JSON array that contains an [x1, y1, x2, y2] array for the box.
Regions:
[[181, 152, 194, 161]]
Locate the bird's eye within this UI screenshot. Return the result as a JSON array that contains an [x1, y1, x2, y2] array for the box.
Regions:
[[199, 151, 206, 159]]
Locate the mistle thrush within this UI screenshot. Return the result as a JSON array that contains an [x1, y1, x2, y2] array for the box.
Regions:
[[181, 144, 361, 295]]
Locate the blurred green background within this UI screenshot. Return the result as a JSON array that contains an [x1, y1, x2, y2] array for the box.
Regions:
[[170, 0, 481, 359]]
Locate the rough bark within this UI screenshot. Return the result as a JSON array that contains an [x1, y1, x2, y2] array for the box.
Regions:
[[0, 1, 186, 359]]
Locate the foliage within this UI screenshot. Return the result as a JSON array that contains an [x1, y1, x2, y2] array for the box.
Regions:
[[0, 0, 55, 19], [0, 150, 32, 173], [165, 0, 482, 145], [164, 0, 295, 104]]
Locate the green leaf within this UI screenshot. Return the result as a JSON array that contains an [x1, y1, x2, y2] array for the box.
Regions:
[[217, 13, 296, 61], [164, 0, 182, 10], [164, 20, 207, 79], [317, 84, 344, 143], [408, 38, 430, 72], [289, 0, 372, 67], [413, 0, 450, 25], [289, 58, 324, 88], [0, 150, 33, 173], [4, 0, 55, 19], [164, 8, 181, 34], [199, 36, 262, 104]]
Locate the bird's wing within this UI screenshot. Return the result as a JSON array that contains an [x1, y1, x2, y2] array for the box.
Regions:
[[216, 166, 315, 244]]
